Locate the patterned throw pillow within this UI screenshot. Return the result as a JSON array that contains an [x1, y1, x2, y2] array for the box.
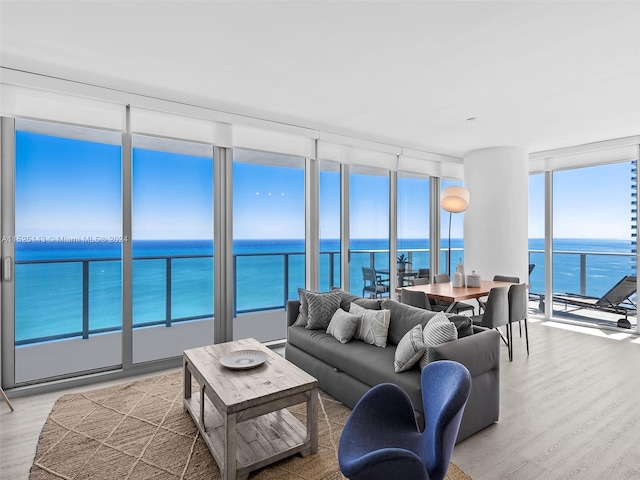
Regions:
[[305, 291, 342, 330], [419, 311, 458, 369], [349, 302, 390, 348], [294, 288, 311, 327], [394, 324, 425, 372], [326, 308, 360, 343]]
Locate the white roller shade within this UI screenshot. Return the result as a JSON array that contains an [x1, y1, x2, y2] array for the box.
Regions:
[[317, 133, 399, 170], [399, 148, 463, 177], [0, 84, 125, 131], [130, 107, 232, 146], [530, 136, 640, 173], [232, 124, 316, 159]]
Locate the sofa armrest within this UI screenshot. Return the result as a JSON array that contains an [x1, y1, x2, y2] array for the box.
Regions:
[[429, 328, 500, 378], [286, 300, 301, 327]]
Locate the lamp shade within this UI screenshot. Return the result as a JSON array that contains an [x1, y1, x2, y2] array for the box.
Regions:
[[441, 186, 470, 213]]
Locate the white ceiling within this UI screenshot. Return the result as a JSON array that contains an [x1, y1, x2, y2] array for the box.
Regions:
[[1, 0, 639, 158]]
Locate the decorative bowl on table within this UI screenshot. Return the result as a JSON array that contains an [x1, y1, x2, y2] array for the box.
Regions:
[[220, 350, 268, 370]]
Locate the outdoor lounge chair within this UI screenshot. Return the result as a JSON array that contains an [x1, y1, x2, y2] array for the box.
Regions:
[[544, 275, 637, 327]]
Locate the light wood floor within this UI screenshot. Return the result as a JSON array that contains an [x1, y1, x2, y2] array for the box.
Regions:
[[452, 317, 640, 479], [2, 319, 640, 479]]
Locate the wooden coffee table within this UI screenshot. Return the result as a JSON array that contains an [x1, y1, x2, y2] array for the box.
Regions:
[[183, 338, 318, 480]]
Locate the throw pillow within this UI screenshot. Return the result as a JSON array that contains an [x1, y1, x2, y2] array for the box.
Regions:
[[305, 291, 342, 330], [350, 302, 390, 348], [326, 308, 360, 343], [294, 288, 311, 327], [331, 287, 383, 311], [449, 315, 474, 338], [394, 324, 425, 373], [419, 312, 458, 368]]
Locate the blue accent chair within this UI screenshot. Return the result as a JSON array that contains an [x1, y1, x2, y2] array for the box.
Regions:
[[338, 360, 471, 480]]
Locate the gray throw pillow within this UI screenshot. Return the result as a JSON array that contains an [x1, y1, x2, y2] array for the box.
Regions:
[[449, 315, 474, 338], [331, 287, 383, 311], [419, 312, 458, 368], [326, 308, 360, 343], [294, 288, 311, 327], [305, 291, 342, 330], [394, 324, 425, 373], [350, 302, 390, 348]]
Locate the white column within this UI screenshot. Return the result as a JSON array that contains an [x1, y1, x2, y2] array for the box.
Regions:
[[464, 146, 529, 282]]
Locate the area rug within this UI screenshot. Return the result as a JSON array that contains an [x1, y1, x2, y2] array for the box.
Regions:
[[30, 370, 471, 480]]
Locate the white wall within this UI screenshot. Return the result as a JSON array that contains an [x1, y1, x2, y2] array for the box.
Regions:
[[464, 146, 529, 283]]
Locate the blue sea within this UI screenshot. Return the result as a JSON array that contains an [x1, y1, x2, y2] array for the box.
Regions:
[[14, 238, 636, 344]]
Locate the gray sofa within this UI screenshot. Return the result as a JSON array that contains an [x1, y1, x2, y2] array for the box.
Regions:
[[285, 295, 501, 442]]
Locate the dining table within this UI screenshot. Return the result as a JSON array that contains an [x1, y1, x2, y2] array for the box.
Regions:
[[399, 279, 517, 313]]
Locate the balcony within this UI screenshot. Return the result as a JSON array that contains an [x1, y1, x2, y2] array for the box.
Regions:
[[14, 246, 636, 345]]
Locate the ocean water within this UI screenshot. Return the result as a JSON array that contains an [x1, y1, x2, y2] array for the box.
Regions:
[[13, 238, 635, 344]]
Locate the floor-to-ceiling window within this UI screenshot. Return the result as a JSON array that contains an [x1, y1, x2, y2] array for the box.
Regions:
[[131, 135, 214, 363], [319, 161, 341, 291], [348, 166, 390, 295], [551, 161, 637, 328], [11, 119, 123, 383], [397, 172, 430, 283], [529, 173, 545, 301], [232, 149, 305, 341]]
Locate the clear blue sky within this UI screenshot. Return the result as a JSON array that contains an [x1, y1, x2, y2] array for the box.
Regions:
[[16, 131, 636, 242], [16, 131, 122, 238], [529, 162, 633, 240], [133, 148, 213, 239]]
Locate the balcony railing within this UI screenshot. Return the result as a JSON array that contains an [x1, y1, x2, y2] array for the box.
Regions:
[[14, 247, 635, 345], [528, 249, 636, 298]]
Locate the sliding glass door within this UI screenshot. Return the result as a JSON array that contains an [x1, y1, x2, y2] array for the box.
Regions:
[[551, 162, 636, 328], [131, 135, 214, 363], [232, 149, 305, 341], [349, 166, 389, 295], [10, 119, 123, 383], [398, 173, 431, 282], [320, 161, 341, 291]]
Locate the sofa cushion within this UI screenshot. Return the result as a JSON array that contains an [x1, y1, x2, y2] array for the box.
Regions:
[[287, 325, 423, 407], [326, 308, 360, 343], [419, 312, 458, 368], [350, 302, 390, 347], [305, 291, 342, 329], [394, 324, 425, 373]]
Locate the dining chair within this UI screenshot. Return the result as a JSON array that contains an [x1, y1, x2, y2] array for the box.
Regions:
[[507, 283, 529, 360], [471, 287, 510, 358], [433, 273, 475, 315], [400, 288, 446, 312], [408, 278, 442, 309], [418, 268, 430, 278], [479, 275, 520, 314], [362, 267, 390, 298], [494, 275, 519, 283], [434, 273, 450, 283]]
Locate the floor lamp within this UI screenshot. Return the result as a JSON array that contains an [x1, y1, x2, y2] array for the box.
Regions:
[[441, 186, 470, 276]]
